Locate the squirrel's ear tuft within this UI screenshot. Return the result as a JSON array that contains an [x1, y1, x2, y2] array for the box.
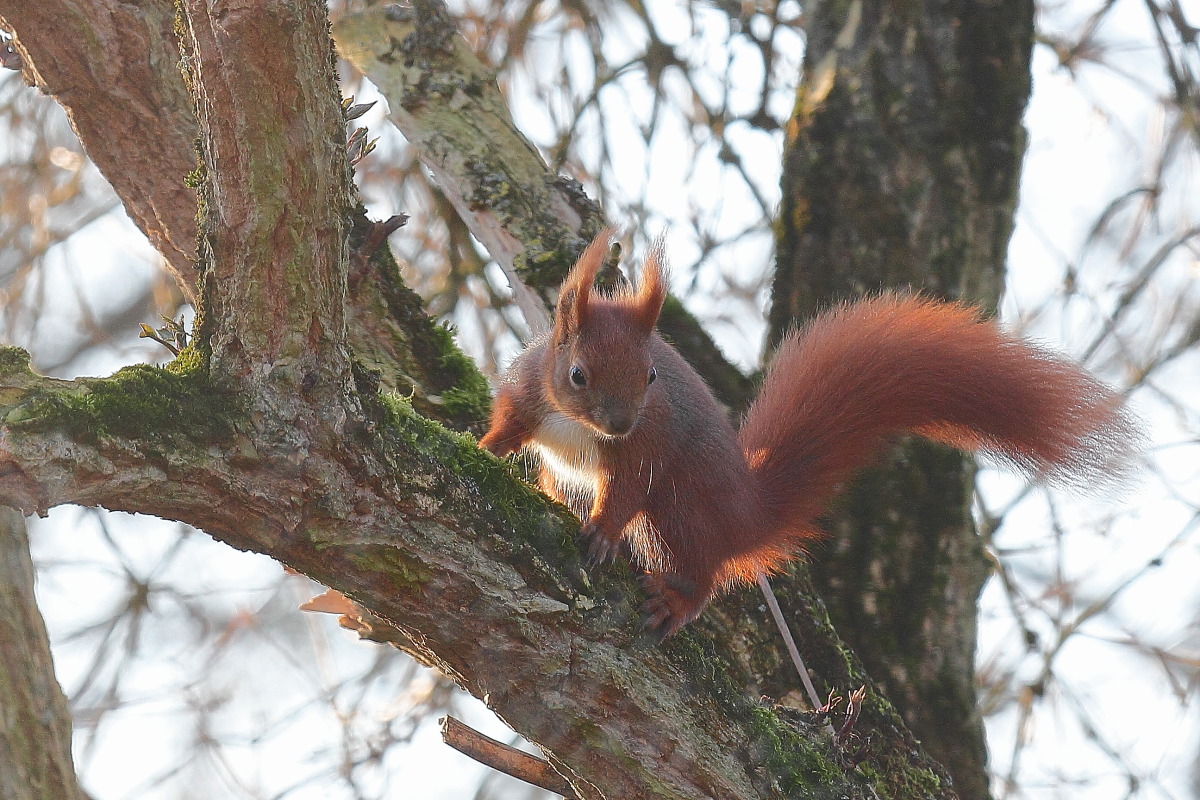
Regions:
[[552, 287, 579, 344], [554, 230, 612, 342], [633, 238, 668, 334]]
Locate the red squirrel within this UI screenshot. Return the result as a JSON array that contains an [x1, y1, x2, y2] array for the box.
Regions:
[[479, 234, 1139, 638]]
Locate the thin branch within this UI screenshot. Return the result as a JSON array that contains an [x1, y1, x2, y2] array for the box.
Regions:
[[440, 716, 578, 799]]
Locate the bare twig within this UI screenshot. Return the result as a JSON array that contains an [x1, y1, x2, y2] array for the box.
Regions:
[[440, 716, 578, 799], [755, 573, 824, 713]]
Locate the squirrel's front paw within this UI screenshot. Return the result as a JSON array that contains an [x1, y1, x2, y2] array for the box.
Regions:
[[478, 434, 517, 458], [579, 521, 622, 568]]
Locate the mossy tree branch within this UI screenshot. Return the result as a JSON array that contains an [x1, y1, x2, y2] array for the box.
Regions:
[[335, 2, 595, 329], [333, 3, 756, 411], [0, 349, 952, 799]]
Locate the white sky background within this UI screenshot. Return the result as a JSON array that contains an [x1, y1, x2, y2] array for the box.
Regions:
[[2, 0, 1198, 797], [986, 1, 1200, 796]]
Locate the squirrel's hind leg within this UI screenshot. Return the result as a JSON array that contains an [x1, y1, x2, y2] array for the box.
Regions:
[[638, 572, 713, 641]]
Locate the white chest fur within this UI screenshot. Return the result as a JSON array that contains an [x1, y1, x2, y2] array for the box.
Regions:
[[530, 410, 601, 491]]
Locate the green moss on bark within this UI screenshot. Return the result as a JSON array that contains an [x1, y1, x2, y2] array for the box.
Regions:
[[661, 632, 858, 799], [166, 344, 207, 376], [342, 544, 433, 592], [0, 347, 34, 376], [346, 212, 492, 432], [14, 365, 236, 447], [371, 391, 574, 549], [430, 324, 491, 423]]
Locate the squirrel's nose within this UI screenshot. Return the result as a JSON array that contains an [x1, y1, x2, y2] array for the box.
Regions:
[[597, 409, 637, 437], [607, 418, 635, 437]]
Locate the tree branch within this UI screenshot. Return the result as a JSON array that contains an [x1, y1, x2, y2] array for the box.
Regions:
[[0, 348, 954, 799], [333, 4, 756, 411], [440, 715, 579, 799], [335, 2, 598, 327]]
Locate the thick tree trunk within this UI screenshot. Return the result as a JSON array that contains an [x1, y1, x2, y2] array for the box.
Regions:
[[770, 2, 1036, 799], [0, 509, 88, 800]]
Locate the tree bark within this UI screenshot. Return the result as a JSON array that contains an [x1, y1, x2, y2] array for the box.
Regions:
[[0, 508, 88, 800], [771, 2, 1036, 798]]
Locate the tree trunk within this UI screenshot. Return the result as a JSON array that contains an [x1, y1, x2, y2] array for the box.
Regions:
[[0, 509, 88, 800], [771, 2, 1036, 798]]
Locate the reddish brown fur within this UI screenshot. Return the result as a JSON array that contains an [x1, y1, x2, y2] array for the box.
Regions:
[[480, 237, 1140, 637]]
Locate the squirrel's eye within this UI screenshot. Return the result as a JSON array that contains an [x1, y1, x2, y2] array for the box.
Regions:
[[647, 366, 657, 385], [570, 365, 587, 387]]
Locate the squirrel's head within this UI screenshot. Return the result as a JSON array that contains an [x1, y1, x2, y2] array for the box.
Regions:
[[548, 232, 667, 438]]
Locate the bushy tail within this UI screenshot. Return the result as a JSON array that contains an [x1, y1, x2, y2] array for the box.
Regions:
[[738, 294, 1141, 537]]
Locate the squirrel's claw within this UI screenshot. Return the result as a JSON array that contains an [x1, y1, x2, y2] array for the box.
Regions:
[[579, 522, 621, 568], [637, 573, 700, 641], [638, 580, 674, 642], [639, 610, 673, 644]]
